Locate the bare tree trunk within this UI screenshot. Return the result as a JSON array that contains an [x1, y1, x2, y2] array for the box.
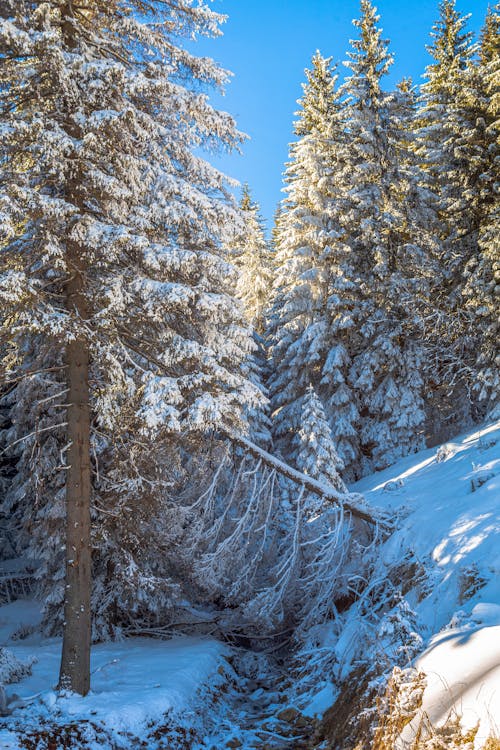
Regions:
[[58, 269, 92, 696]]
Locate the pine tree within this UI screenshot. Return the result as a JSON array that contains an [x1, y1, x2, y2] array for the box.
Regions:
[[226, 186, 273, 446], [459, 4, 500, 410], [417, 0, 479, 438], [268, 52, 358, 466], [231, 185, 273, 335], [341, 0, 427, 471], [297, 386, 346, 493], [419, 0, 475, 259], [0, 0, 257, 694]]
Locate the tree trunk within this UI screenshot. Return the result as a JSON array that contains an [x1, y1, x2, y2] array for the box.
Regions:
[[58, 270, 92, 696]]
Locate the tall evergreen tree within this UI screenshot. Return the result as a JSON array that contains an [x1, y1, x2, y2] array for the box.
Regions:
[[417, 0, 479, 437], [268, 53, 358, 467], [226, 185, 273, 446], [459, 4, 500, 410], [0, 0, 257, 694], [341, 0, 427, 471], [230, 185, 273, 336], [419, 0, 475, 262]]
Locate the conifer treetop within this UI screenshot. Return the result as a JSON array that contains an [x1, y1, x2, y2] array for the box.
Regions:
[[345, 0, 393, 95], [297, 385, 347, 493], [423, 0, 475, 98], [295, 51, 339, 137], [480, 3, 500, 65]]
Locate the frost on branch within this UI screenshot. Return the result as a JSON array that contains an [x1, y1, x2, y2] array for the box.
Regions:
[[184, 446, 379, 637]]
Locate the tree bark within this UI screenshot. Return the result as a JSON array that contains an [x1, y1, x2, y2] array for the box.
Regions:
[[58, 270, 92, 696], [57, 0, 93, 694]]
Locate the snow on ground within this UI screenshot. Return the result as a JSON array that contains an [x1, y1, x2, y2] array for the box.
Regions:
[[354, 419, 500, 746], [1, 420, 499, 748], [0, 600, 231, 749]]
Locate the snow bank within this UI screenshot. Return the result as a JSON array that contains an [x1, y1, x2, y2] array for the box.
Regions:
[[414, 621, 500, 743], [355, 419, 500, 746], [0, 600, 231, 748]]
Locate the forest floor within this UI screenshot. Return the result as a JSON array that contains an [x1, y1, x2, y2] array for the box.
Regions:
[[0, 599, 315, 749], [0, 418, 499, 749]]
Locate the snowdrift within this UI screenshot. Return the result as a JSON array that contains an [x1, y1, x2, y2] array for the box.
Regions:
[[0, 600, 231, 749]]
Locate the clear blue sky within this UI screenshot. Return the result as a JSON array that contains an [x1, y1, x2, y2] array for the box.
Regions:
[[194, 0, 489, 229]]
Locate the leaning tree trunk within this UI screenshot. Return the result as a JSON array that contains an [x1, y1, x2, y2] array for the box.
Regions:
[[58, 268, 92, 696]]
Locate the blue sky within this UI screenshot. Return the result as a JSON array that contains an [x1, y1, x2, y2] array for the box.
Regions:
[[194, 0, 489, 229]]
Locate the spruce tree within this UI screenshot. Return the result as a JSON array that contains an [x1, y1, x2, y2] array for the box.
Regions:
[[231, 185, 273, 335], [297, 386, 346, 493], [0, 0, 256, 694], [268, 52, 358, 466], [417, 0, 478, 437], [226, 186, 272, 446], [459, 4, 500, 410], [341, 0, 427, 471], [419, 0, 475, 258]]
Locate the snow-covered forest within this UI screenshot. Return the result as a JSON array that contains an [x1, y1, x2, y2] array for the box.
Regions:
[[0, 0, 498, 748]]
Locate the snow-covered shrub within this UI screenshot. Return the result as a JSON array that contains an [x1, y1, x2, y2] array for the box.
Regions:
[[435, 444, 456, 463], [0, 648, 36, 685], [370, 669, 486, 750], [469, 469, 496, 493]]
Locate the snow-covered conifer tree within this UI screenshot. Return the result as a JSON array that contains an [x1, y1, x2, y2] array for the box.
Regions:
[[418, 0, 475, 266], [340, 0, 427, 471], [230, 185, 273, 335], [297, 386, 346, 493], [0, 0, 257, 693], [268, 53, 359, 468], [269, 20, 430, 476], [416, 0, 479, 437], [458, 5, 500, 411], [226, 186, 273, 446]]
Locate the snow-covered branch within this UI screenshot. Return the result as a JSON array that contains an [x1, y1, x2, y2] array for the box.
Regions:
[[226, 431, 390, 528]]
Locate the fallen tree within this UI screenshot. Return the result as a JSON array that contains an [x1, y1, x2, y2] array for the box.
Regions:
[[226, 431, 391, 528]]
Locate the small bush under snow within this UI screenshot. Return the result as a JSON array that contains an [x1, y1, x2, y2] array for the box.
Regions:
[[0, 648, 36, 685]]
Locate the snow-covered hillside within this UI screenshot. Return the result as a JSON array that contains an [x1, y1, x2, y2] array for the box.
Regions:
[[1, 420, 499, 749], [318, 418, 500, 748]]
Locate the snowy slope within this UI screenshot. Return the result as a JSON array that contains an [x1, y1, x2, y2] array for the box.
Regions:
[[354, 419, 500, 746]]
